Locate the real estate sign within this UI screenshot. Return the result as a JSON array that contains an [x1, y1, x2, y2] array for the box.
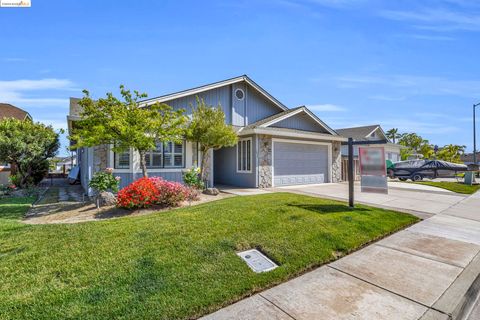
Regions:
[[358, 147, 388, 194]]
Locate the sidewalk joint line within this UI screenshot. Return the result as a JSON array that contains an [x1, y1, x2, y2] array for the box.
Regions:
[[374, 243, 465, 269], [258, 294, 297, 320], [327, 265, 448, 315]]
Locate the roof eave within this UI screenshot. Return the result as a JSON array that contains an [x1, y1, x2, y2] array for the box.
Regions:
[[239, 127, 347, 142], [259, 106, 338, 136], [137, 75, 288, 111]]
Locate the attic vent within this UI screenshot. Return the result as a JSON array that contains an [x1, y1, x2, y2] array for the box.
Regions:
[[235, 88, 245, 100]]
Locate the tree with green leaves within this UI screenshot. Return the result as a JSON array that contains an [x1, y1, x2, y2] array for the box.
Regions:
[[70, 86, 188, 178], [0, 118, 60, 187], [386, 128, 400, 144], [186, 97, 238, 181], [398, 132, 433, 160], [437, 144, 465, 163]]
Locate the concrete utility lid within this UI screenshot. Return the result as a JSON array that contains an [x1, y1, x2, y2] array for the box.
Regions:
[[237, 249, 278, 273]]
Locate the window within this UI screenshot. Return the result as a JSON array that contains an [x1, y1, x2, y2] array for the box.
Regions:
[[114, 149, 130, 169], [237, 138, 252, 173], [164, 141, 185, 168], [145, 142, 163, 168], [144, 140, 185, 169]]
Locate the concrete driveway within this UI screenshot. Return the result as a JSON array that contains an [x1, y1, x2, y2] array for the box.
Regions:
[[276, 181, 467, 218]]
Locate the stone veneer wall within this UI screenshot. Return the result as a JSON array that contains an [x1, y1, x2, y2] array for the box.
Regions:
[[258, 135, 273, 188], [331, 141, 342, 183], [93, 144, 109, 173]]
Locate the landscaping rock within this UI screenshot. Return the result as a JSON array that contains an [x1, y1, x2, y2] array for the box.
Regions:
[[203, 188, 220, 196], [98, 191, 117, 206]]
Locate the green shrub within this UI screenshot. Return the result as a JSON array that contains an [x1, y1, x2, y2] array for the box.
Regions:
[[183, 167, 204, 189], [89, 169, 120, 193]]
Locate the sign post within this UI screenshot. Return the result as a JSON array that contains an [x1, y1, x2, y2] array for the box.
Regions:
[[358, 147, 388, 194], [348, 138, 354, 208]]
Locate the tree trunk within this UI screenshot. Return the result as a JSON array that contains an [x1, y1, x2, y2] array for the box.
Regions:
[[199, 147, 209, 182], [138, 150, 148, 178]]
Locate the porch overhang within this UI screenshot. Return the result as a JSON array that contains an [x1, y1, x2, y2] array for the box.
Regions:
[[238, 127, 348, 142]]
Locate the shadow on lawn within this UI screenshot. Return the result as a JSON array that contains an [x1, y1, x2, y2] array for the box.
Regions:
[[288, 203, 371, 214]]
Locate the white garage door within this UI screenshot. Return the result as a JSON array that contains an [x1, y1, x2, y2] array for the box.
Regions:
[[273, 141, 329, 186]]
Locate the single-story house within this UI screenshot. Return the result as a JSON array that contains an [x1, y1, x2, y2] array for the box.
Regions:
[[0, 103, 33, 185], [461, 152, 480, 165], [336, 125, 402, 181], [67, 75, 346, 195], [50, 156, 77, 174]]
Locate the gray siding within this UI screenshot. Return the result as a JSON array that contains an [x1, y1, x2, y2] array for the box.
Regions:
[[272, 112, 329, 133], [213, 136, 257, 188], [232, 82, 246, 126], [246, 86, 280, 124], [162, 81, 283, 127], [164, 85, 232, 123], [116, 171, 184, 189]]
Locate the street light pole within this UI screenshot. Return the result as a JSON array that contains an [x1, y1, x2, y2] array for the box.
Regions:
[[474, 103, 480, 166]]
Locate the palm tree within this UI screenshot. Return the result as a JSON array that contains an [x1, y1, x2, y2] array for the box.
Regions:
[[386, 128, 400, 144]]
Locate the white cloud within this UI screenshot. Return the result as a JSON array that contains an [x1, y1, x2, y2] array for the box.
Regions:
[[2, 58, 27, 62], [0, 78, 74, 91], [335, 74, 480, 98], [379, 8, 480, 32], [368, 94, 406, 101], [407, 34, 455, 41], [306, 103, 346, 112], [0, 78, 76, 108]]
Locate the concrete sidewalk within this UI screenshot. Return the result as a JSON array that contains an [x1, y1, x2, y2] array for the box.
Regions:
[[201, 191, 480, 320]]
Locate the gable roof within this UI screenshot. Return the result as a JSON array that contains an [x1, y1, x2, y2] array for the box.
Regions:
[[138, 75, 288, 111], [0, 103, 32, 121], [241, 106, 338, 136], [336, 124, 388, 141]]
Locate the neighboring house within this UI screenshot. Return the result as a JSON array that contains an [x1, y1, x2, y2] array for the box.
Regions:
[[0, 103, 33, 185], [67, 75, 345, 195], [461, 152, 480, 165], [336, 125, 402, 181], [50, 156, 77, 174]]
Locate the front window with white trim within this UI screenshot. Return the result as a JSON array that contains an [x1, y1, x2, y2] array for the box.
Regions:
[[145, 142, 163, 168], [237, 138, 252, 173], [144, 141, 185, 169], [164, 141, 185, 168]]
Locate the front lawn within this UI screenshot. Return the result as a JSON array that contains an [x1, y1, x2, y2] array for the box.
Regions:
[[412, 181, 480, 194], [0, 193, 418, 319]]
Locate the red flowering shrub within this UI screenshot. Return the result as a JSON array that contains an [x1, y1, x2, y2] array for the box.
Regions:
[[116, 177, 160, 209], [117, 177, 189, 209]]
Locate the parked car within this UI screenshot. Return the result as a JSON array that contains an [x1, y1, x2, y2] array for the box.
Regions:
[[388, 159, 468, 181]]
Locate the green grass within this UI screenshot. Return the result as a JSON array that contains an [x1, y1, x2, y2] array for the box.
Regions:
[[0, 193, 418, 319], [412, 181, 480, 194]]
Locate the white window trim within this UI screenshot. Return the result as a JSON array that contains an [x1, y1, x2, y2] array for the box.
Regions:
[[109, 142, 188, 174], [271, 138, 332, 187], [109, 145, 133, 173], [236, 137, 252, 173]]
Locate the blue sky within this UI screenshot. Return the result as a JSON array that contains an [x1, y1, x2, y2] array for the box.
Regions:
[[1, 0, 479, 156]]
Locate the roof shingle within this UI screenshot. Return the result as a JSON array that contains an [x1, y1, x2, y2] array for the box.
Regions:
[[0, 103, 32, 121], [335, 125, 380, 140]]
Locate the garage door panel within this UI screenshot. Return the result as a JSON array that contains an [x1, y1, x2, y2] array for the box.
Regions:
[[273, 141, 329, 186]]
